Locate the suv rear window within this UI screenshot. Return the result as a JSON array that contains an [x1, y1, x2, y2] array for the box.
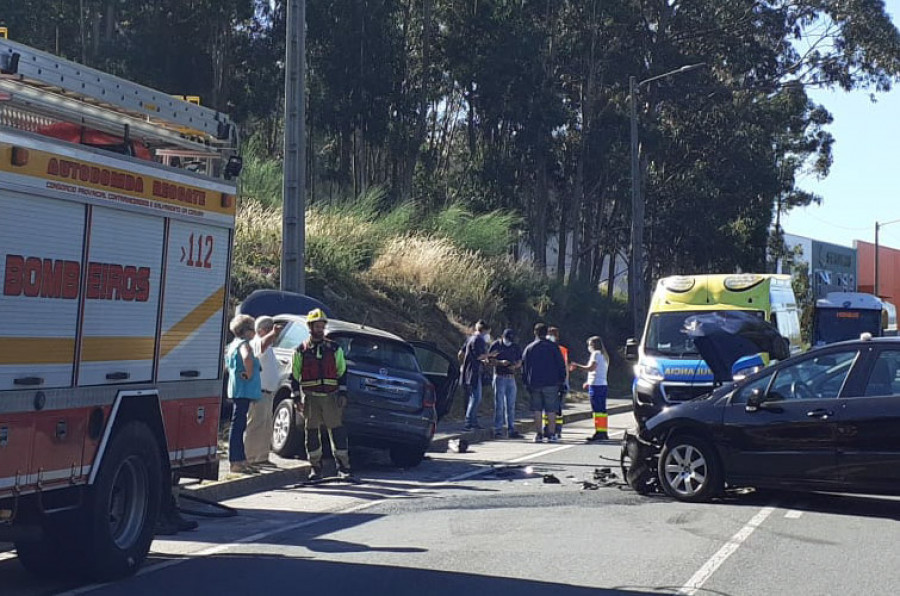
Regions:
[[332, 333, 420, 373]]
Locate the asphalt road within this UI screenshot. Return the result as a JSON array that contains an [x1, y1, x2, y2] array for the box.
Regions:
[[4, 413, 900, 595]]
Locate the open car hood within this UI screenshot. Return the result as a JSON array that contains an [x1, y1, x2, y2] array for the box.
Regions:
[[684, 311, 789, 382]]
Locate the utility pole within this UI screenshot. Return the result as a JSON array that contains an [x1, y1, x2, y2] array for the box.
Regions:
[[282, 0, 307, 294], [874, 218, 900, 298], [629, 75, 643, 339], [79, 0, 86, 63], [875, 221, 880, 298], [628, 63, 705, 339]]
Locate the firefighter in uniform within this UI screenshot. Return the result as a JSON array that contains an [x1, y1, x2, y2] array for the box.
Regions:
[[290, 308, 352, 480]]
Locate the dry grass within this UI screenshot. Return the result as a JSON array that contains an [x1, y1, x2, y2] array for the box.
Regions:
[[231, 195, 550, 326], [368, 235, 502, 320], [232, 200, 282, 300]]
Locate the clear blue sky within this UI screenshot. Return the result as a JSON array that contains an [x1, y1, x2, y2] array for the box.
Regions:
[[780, 0, 900, 250]]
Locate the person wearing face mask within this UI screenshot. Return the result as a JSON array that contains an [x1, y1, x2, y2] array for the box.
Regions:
[[458, 320, 494, 431], [489, 329, 523, 439]]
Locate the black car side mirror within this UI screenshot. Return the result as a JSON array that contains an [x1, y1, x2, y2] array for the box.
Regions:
[[746, 388, 765, 413], [625, 338, 639, 362]]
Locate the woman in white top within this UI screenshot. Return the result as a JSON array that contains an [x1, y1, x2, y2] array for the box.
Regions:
[[569, 336, 610, 442]]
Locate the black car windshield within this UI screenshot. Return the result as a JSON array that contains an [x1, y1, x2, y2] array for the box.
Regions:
[[644, 310, 764, 357], [814, 309, 882, 345], [332, 333, 421, 373]]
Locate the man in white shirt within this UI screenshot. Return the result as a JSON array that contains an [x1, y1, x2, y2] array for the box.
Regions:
[[245, 316, 282, 466]]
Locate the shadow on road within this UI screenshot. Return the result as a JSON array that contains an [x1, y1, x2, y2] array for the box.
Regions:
[[711, 487, 900, 521], [86, 553, 672, 596]]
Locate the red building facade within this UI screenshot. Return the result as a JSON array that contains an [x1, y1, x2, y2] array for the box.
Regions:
[[855, 240, 900, 303]]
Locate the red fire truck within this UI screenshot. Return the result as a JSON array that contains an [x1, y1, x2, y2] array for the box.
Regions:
[[0, 38, 240, 580]]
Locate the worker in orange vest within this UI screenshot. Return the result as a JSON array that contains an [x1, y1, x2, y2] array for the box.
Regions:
[[546, 326, 568, 438]]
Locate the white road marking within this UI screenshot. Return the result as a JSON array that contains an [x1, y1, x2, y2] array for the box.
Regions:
[[0, 551, 17, 562], [61, 443, 575, 595], [677, 506, 776, 596], [785, 510, 803, 519]]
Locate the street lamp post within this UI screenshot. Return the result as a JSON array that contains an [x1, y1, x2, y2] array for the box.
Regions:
[[629, 63, 705, 339], [282, 0, 307, 294], [874, 218, 900, 297]]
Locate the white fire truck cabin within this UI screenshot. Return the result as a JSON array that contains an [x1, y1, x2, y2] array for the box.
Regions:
[[0, 39, 240, 580]]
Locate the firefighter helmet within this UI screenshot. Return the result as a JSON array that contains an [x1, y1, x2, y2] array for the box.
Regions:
[[306, 308, 328, 325]]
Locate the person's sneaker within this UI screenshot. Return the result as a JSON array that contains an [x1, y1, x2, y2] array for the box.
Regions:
[[508, 430, 523, 439], [533, 433, 544, 443], [548, 435, 560, 443], [307, 467, 323, 482], [337, 467, 353, 480], [493, 430, 505, 439]]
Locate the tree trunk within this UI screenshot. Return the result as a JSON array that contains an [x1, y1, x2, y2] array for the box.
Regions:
[[532, 151, 549, 273], [556, 191, 568, 283], [104, 0, 115, 42]]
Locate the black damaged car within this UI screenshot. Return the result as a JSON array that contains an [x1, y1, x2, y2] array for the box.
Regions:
[[629, 336, 900, 502]]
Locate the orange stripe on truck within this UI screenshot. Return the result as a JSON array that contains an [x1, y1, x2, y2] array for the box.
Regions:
[[160, 286, 226, 358], [0, 338, 76, 365], [81, 336, 155, 362], [1, 287, 224, 366]]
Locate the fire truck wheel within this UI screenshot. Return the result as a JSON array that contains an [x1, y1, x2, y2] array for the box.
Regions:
[[79, 420, 163, 581], [14, 513, 80, 579], [272, 398, 306, 458]]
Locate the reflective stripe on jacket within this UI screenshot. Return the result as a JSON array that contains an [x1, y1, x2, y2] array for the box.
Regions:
[[291, 339, 347, 394]]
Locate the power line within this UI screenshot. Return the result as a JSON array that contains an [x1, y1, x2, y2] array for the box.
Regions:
[[786, 210, 872, 232]]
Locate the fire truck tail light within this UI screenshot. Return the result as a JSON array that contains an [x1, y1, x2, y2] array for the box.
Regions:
[[11, 146, 29, 166]]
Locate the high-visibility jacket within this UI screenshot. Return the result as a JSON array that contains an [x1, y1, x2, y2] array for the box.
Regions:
[[291, 339, 347, 395]]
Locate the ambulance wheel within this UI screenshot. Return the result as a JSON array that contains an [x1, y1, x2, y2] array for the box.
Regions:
[[272, 398, 306, 458], [77, 420, 163, 581]]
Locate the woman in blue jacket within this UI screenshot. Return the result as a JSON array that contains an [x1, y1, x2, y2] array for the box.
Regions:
[[226, 314, 262, 474]]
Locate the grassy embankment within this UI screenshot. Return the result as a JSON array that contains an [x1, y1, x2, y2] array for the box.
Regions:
[[234, 150, 634, 416]]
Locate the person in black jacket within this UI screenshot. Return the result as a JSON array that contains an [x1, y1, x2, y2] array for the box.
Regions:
[[458, 320, 494, 431], [522, 323, 567, 443]]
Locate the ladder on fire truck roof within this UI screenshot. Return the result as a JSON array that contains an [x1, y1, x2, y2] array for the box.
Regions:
[[0, 37, 237, 153]]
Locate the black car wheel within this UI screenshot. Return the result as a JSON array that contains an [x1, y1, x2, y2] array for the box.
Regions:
[[389, 444, 427, 468], [272, 398, 306, 458], [658, 435, 723, 502]]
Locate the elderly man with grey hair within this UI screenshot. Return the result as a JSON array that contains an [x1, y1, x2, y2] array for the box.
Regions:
[[245, 315, 283, 467]]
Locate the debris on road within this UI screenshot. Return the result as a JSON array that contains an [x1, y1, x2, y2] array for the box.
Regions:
[[542, 474, 561, 484]]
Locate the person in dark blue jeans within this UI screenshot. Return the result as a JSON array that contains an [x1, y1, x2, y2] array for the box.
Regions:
[[489, 329, 523, 438], [522, 323, 567, 443], [459, 320, 494, 430]]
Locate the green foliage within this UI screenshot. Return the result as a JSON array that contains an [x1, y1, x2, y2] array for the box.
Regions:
[[239, 134, 284, 207], [430, 206, 521, 258], [9, 0, 900, 342]]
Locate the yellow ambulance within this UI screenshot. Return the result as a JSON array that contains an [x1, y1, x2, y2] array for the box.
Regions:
[[626, 274, 801, 424]]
